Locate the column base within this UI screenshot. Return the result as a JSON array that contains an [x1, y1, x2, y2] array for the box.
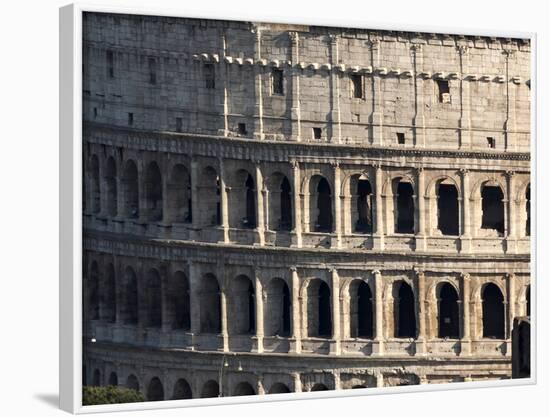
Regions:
[[373, 234, 385, 251], [371, 340, 385, 356], [460, 339, 472, 356], [415, 338, 427, 355], [459, 236, 472, 253], [505, 237, 518, 254], [219, 334, 229, 352], [251, 336, 264, 353], [415, 235, 427, 252], [329, 339, 341, 356], [289, 337, 302, 354]]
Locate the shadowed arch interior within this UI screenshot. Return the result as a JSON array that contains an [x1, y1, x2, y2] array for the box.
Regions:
[[350, 280, 373, 338], [280, 176, 292, 231], [264, 278, 291, 337], [315, 177, 333, 232], [122, 267, 138, 325], [126, 374, 140, 391], [168, 164, 192, 223], [482, 283, 505, 339], [307, 279, 332, 337], [89, 262, 100, 321], [481, 184, 504, 234], [269, 383, 291, 394], [395, 281, 416, 338], [201, 380, 219, 398], [233, 382, 256, 396], [200, 274, 221, 333], [437, 182, 459, 236], [147, 377, 164, 401], [102, 264, 116, 323], [438, 283, 459, 338], [104, 156, 117, 216], [311, 383, 328, 391], [146, 269, 162, 328], [355, 178, 373, 233], [89, 155, 100, 214], [395, 181, 414, 234], [121, 160, 139, 219], [229, 275, 255, 335], [172, 378, 192, 399], [108, 372, 118, 386], [171, 271, 190, 330], [144, 162, 163, 221]]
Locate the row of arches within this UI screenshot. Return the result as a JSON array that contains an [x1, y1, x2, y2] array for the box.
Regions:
[[86, 155, 531, 238], [86, 261, 529, 340]]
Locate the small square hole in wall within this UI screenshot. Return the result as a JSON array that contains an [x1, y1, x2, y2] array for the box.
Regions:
[[176, 117, 182, 133], [238, 123, 247, 135], [396, 132, 405, 145], [128, 112, 134, 126], [487, 137, 496, 148], [313, 127, 322, 140]]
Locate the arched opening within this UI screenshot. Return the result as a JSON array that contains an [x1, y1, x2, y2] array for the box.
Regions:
[[229, 275, 255, 335], [172, 378, 192, 400], [395, 281, 416, 338], [201, 380, 220, 398], [89, 155, 100, 214], [89, 261, 100, 320], [200, 274, 221, 333], [395, 181, 414, 234], [244, 174, 257, 228], [438, 283, 459, 338], [144, 162, 163, 221], [122, 267, 138, 325], [315, 177, 333, 232], [307, 279, 332, 337], [264, 278, 291, 337], [280, 177, 292, 231], [526, 285, 531, 317], [482, 283, 505, 339], [355, 178, 373, 233], [526, 185, 530, 236], [171, 271, 190, 330], [122, 160, 139, 219], [126, 374, 140, 391], [104, 156, 117, 217], [233, 382, 256, 396], [311, 383, 328, 391], [92, 369, 101, 386], [481, 184, 504, 234], [269, 383, 291, 394], [108, 372, 118, 386], [102, 264, 116, 323], [197, 166, 221, 227], [350, 280, 373, 338], [168, 164, 192, 223], [517, 321, 531, 376], [437, 183, 459, 236], [147, 377, 164, 402], [146, 269, 162, 328]]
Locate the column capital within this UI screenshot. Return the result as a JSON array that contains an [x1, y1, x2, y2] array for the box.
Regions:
[[457, 45, 469, 56], [330, 160, 341, 169], [461, 272, 471, 281], [290, 159, 300, 169], [410, 44, 423, 54], [290, 266, 298, 273], [506, 170, 516, 178], [459, 168, 469, 175], [372, 269, 381, 277], [289, 31, 299, 44], [413, 267, 425, 278]]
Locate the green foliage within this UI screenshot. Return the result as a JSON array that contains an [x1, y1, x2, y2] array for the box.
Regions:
[[82, 385, 145, 406]]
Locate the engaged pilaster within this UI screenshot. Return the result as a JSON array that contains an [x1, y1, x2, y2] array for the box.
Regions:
[[289, 267, 302, 353]]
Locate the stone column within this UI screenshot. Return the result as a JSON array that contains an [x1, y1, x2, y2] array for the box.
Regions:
[[190, 159, 200, 232], [290, 267, 302, 353], [161, 159, 170, 226], [219, 34, 229, 137], [506, 171, 517, 253], [255, 163, 265, 245], [160, 263, 171, 332], [415, 269, 427, 354], [137, 159, 147, 223], [333, 371, 341, 390], [376, 372, 384, 388], [257, 376, 265, 395], [411, 44, 426, 148], [289, 32, 301, 142], [115, 159, 125, 220], [188, 261, 201, 345], [329, 35, 342, 144], [368, 39, 383, 145], [254, 270, 264, 353], [292, 372, 302, 393], [457, 45, 472, 149], [218, 157, 230, 243], [373, 270, 385, 355], [333, 162, 342, 248], [220, 288, 229, 352], [460, 169, 471, 253], [504, 49, 517, 151], [416, 167, 426, 251], [461, 272, 471, 355], [252, 28, 264, 140], [263, 187, 269, 232], [291, 160, 303, 247], [373, 164, 385, 250], [508, 273, 516, 339], [330, 268, 341, 355]]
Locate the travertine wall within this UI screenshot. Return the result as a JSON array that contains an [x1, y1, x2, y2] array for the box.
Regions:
[[82, 12, 531, 401]]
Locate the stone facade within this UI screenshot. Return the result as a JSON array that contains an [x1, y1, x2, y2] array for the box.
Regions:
[[82, 12, 531, 401]]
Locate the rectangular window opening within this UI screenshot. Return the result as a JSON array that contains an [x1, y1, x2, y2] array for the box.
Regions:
[[272, 69, 284, 95], [396, 132, 405, 145], [176, 117, 183, 133], [204, 64, 215, 89], [106, 50, 114, 78], [313, 127, 322, 140], [437, 80, 450, 103], [238, 123, 247, 135], [93, 108, 97, 119], [128, 112, 134, 126], [351, 74, 363, 99], [148, 57, 157, 85], [487, 137, 496, 148]]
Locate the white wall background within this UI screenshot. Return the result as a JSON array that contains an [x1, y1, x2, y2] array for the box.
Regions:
[[0, 0, 546, 415]]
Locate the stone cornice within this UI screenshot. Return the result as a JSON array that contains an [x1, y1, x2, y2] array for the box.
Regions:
[[84, 123, 531, 166]]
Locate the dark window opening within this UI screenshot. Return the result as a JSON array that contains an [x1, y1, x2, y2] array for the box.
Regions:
[[216, 178, 221, 225], [280, 177, 292, 231], [93, 369, 101, 386], [282, 284, 291, 336], [106, 50, 114, 78], [146, 270, 162, 328], [126, 375, 139, 391], [147, 377, 164, 402], [248, 281, 256, 334], [395, 282, 416, 338], [269, 383, 291, 394], [481, 185, 504, 234], [396, 182, 415, 234], [201, 381, 219, 398], [93, 107, 97, 119], [89, 155, 100, 214], [351, 74, 363, 99], [123, 268, 138, 325], [204, 64, 215, 89], [487, 137, 496, 148], [316, 178, 333, 232], [173, 272, 190, 330], [517, 321, 531, 377], [355, 179, 373, 233], [526, 185, 530, 236], [396, 132, 405, 145], [104, 157, 117, 217], [234, 382, 256, 396], [313, 127, 322, 140], [103, 265, 116, 323], [144, 162, 163, 221], [357, 282, 374, 338], [148, 57, 157, 85], [108, 372, 118, 386], [122, 160, 139, 219], [438, 283, 459, 338], [176, 117, 182, 132], [128, 112, 133, 126], [437, 184, 459, 236], [200, 275, 221, 333], [436, 79, 450, 103], [89, 262, 100, 320], [243, 174, 256, 228], [482, 283, 505, 339], [238, 122, 247, 135], [172, 379, 192, 400], [272, 69, 284, 95], [318, 281, 332, 337], [526, 285, 531, 317]]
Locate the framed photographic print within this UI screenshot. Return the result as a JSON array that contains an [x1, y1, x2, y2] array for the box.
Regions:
[[59, 2, 535, 413]]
